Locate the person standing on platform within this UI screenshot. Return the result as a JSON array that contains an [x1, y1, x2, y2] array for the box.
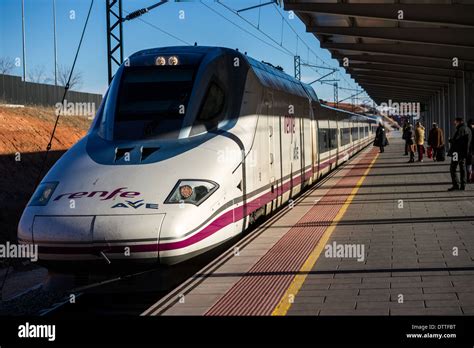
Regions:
[[374, 122, 388, 153], [448, 117, 472, 191], [415, 122, 426, 162], [467, 119, 474, 183], [404, 124, 415, 163], [402, 120, 409, 155], [428, 123, 444, 162]]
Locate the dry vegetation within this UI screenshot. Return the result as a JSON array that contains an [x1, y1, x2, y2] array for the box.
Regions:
[[0, 105, 91, 248]]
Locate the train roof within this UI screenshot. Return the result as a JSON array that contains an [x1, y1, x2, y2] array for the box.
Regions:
[[244, 56, 317, 101], [129, 45, 233, 57], [130, 46, 318, 100], [320, 104, 379, 123], [129, 46, 373, 121]]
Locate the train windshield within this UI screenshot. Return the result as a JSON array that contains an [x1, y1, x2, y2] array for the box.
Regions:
[[113, 66, 195, 140]]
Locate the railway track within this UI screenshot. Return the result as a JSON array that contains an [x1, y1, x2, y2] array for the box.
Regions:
[[37, 158, 352, 317], [38, 244, 235, 317]]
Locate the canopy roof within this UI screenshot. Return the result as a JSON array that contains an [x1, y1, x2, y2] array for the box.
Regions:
[[285, 0, 474, 105]]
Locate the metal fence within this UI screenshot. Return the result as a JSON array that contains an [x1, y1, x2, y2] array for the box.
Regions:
[[0, 74, 102, 107]]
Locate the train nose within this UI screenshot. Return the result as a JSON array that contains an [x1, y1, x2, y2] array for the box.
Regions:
[[32, 214, 164, 261], [33, 216, 94, 243]]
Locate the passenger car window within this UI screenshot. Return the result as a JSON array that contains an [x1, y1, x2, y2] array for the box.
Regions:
[[329, 129, 338, 149], [341, 128, 351, 146], [318, 129, 329, 153], [352, 127, 359, 141]]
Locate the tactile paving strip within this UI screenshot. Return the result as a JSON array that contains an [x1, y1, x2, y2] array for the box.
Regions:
[[205, 148, 379, 315]]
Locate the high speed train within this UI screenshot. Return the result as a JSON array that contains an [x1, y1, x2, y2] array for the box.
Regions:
[[18, 46, 376, 266]]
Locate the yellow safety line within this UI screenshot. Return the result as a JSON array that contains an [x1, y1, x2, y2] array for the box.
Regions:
[[271, 152, 379, 316]]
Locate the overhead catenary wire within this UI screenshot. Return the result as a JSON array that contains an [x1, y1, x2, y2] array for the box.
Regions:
[[271, 3, 354, 86], [123, 0, 367, 104], [257, 0, 262, 29], [271, 3, 369, 102], [123, 2, 348, 99], [124, 2, 285, 52], [212, 1, 336, 85], [125, 0, 369, 106], [215, 1, 368, 103], [122, 0, 168, 21], [199, 1, 292, 57], [122, 7, 192, 46], [271, 4, 328, 68], [34, 0, 94, 189], [216, 0, 295, 57], [280, 15, 284, 45]]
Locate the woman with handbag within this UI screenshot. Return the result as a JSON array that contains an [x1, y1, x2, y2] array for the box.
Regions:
[[415, 122, 426, 162]]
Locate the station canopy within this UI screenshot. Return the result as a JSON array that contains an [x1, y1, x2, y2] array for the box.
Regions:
[[284, 0, 474, 106]]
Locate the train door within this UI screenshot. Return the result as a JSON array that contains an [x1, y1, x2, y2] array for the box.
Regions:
[[289, 99, 294, 197], [299, 101, 306, 188], [265, 91, 279, 212], [318, 119, 331, 177], [290, 96, 300, 198], [280, 93, 292, 205], [328, 119, 337, 170], [299, 99, 311, 188], [311, 106, 318, 181]]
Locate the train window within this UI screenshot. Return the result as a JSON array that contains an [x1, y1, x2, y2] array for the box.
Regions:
[[113, 66, 195, 140], [318, 129, 329, 153], [351, 127, 359, 141], [329, 129, 338, 150], [341, 128, 351, 146]]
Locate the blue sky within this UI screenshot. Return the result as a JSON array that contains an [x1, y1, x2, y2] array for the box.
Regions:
[[0, 0, 368, 103]]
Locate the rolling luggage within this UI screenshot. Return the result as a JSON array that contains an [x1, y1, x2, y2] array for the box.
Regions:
[[427, 146, 433, 159]]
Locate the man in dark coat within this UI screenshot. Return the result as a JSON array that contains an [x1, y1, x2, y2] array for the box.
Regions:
[[448, 117, 472, 191], [374, 122, 388, 153], [402, 120, 409, 155], [428, 123, 444, 161], [403, 124, 415, 163]]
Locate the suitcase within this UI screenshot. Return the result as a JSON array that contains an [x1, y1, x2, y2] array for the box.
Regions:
[[427, 146, 433, 159], [436, 147, 446, 161]]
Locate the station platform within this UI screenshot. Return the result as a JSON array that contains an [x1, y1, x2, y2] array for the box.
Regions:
[[143, 134, 474, 316]]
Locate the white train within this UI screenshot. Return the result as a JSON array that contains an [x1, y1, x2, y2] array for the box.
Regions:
[[18, 46, 376, 267]]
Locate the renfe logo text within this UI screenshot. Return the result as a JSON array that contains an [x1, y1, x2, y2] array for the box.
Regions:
[[54, 187, 141, 201]]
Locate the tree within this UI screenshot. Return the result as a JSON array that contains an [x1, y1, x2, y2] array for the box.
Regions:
[[57, 64, 83, 90], [0, 57, 15, 74], [28, 65, 49, 83]]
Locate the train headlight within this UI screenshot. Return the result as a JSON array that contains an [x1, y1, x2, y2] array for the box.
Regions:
[[155, 56, 166, 66], [28, 182, 59, 206], [168, 56, 179, 66], [165, 180, 218, 206]]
